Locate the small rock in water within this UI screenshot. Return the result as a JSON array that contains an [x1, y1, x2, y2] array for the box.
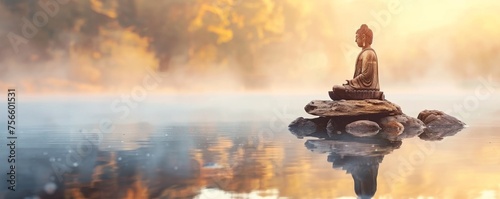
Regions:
[[288, 117, 317, 138], [378, 120, 404, 141], [345, 120, 381, 137], [379, 114, 424, 140], [418, 110, 465, 127], [418, 110, 466, 141]]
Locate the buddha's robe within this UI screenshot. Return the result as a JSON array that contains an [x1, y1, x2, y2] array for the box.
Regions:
[[348, 48, 380, 90]]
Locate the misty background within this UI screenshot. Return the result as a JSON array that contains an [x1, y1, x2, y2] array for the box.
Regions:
[[0, 0, 499, 94], [0, 2, 500, 198]]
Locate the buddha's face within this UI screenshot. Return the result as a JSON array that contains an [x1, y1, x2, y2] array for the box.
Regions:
[[355, 33, 365, 47]]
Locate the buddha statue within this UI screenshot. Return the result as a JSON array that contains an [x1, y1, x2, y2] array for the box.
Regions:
[[330, 24, 384, 100]]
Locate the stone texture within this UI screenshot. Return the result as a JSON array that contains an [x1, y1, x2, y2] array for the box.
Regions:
[[288, 117, 316, 138], [417, 110, 466, 127], [288, 117, 329, 138], [417, 110, 465, 141], [304, 99, 402, 117], [378, 114, 425, 141], [289, 109, 464, 142], [345, 120, 381, 137]]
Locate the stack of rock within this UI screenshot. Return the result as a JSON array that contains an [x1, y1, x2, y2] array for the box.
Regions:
[[289, 99, 466, 142]]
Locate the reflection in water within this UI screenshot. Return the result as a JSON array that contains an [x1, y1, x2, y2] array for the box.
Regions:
[[304, 132, 401, 199], [0, 110, 479, 199], [0, 123, 286, 199], [292, 115, 464, 198], [330, 155, 380, 199], [418, 124, 464, 141], [0, 124, 203, 199]]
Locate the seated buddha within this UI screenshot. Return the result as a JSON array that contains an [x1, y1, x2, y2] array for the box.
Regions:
[[330, 24, 384, 100]]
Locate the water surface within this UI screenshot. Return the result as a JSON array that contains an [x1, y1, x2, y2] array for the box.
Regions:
[[0, 93, 499, 199]]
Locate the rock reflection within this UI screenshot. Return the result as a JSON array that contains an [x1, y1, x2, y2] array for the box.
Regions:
[[289, 113, 464, 198], [289, 114, 427, 141], [304, 133, 401, 199]]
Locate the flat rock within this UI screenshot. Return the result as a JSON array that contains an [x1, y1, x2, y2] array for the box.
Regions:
[[345, 120, 381, 137], [304, 99, 402, 117]]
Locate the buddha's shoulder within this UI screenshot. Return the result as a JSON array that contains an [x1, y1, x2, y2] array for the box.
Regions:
[[361, 48, 377, 59]]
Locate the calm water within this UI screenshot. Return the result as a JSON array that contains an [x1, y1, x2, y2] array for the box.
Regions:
[[0, 93, 499, 199]]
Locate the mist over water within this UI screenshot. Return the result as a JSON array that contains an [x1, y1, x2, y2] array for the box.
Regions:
[[1, 1, 500, 198], [1, 93, 500, 198], [9, 91, 500, 130], [1, 0, 500, 93]]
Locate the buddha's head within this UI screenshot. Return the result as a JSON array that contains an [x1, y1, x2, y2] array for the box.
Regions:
[[355, 24, 373, 48]]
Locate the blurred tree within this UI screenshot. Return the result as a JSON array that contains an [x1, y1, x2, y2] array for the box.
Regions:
[[0, 0, 340, 90]]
